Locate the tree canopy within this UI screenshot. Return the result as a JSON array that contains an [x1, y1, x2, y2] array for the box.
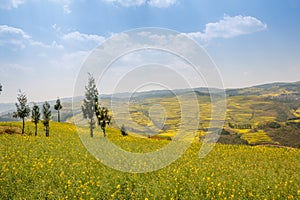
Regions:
[[81, 73, 98, 137], [54, 97, 63, 122], [31, 104, 41, 136], [95, 104, 111, 137], [42, 101, 51, 137], [13, 90, 30, 134]]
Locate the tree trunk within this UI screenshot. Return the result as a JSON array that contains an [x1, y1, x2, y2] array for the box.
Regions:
[[58, 110, 60, 122], [102, 127, 106, 137], [46, 126, 49, 137], [22, 118, 25, 134], [90, 119, 93, 137], [35, 124, 37, 136]]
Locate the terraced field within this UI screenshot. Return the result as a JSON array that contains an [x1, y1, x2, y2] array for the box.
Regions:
[[100, 92, 299, 147]]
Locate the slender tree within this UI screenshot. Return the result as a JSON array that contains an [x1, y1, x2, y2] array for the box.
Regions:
[[81, 73, 98, 137], [0, 83, 2, 94], [42, 101, 51, 137], [13, 90, 30, 134], [54, 97, 63, 122], [95, 104, 111, 137], [31, 104, 40, 136]]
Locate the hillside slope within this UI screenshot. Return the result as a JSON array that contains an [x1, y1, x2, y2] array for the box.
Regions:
[[0, 122, 299, 199]]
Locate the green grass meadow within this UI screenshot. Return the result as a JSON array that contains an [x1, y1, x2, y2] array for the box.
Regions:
[[1, 122, 299, 199]]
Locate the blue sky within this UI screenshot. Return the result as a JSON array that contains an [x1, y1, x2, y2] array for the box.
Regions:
[[0, 0, 299, 102]]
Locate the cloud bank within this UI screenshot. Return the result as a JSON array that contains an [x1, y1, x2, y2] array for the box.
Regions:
[[0, 25, 63, 49], [185, 14, 267, 41]]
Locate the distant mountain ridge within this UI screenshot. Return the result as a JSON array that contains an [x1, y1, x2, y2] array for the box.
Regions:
[[226, 81, 300, 97]]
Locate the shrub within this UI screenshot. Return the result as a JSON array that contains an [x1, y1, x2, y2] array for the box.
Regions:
[[120, 125, 128, 136], [267, 121, 281, 129], [0, 126, 22, 134]]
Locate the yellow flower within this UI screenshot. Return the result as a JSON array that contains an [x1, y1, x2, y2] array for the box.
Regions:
[[96, 181, 101, 187], [67, 180, 71, 187]]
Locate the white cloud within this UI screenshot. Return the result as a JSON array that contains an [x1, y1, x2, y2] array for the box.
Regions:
[[0, 0, 25, 9], [52, 24, 59, 32], [30, 40, 64, 49], [185, 14, 267, 41], [104, 0, 144, 7], [0, 24, 64, 50], [48, 0, 72, 14], [0, 25, 30, 39], [0, 25, 30, 48], [103, 0, 177, 7], [62, 31, 105, 51], [147, 0, 177, 8], [63, 31, 105, 43], [63, 4, 71, 14]]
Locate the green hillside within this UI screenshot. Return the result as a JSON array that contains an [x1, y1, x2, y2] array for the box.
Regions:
[[0, 122, 299, 199]]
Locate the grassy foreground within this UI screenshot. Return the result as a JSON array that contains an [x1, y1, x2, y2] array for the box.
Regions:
[[0, 122, 299, 199]]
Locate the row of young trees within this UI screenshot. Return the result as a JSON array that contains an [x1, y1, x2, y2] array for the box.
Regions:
[[12, 90, 63, 136], [2, 73, 114, 138]]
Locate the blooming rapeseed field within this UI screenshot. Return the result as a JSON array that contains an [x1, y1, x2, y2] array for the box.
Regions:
[[0, 122, 299, 199]]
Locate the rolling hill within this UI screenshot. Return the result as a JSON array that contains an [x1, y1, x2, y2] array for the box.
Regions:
[[1, 81, 299, 147], [0, 121, 299, 199]]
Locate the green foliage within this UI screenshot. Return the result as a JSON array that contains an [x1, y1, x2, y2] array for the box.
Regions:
[[0, 122, 299, 199], [95, 103, 111, 137], [267, 121, 281, 129], [81, 73, 98, 137], [228, 123, 252, 129], [31, 104, 40, 136], [217, 134, 248, 145], [258, 121, 282, 129], [13, 90, 30, 134], [54, 97, 63, 122], [42, 101, 51, 137]]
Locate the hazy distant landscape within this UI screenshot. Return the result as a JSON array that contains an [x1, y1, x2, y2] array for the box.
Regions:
[[2, 81, 299, 147]]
